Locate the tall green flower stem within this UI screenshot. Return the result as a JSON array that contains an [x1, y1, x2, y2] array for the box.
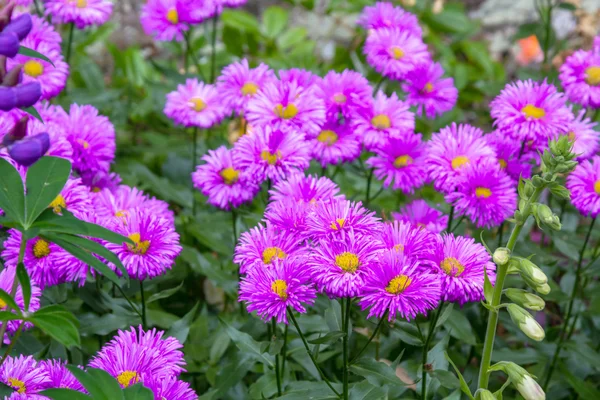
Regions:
[[209, 15, 218, 83], [65, 22, 75, 66], [342, 298, 352, 400], [140, 280, 147, 329], [191, 127, 199, 215], [350, 310, 388, 363], [287, 309, 341, 397], [365, 169, 374, 207], [231, 208, 238, 244], [183, 30, 205, 80], [477, 185, 545, 392], [280, 324, 288, 379], [0, 235, 26, 351], [421, 302, 445, 400], [542, 217, 597, 389], [272, 318, 282, 396]]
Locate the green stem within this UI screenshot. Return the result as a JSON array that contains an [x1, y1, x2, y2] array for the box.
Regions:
[[350, 310, 388, 364], [192, 127, 198, 215], [209, 15, 218, 83], [65, 22, 75, 66], [421, 303, 444, 400], [373, 76, 385, 94], [287, 309, 341, 397], [365, 169, 374, 207], [183, 29, 205, 80], [450, 216, 465, 233], [231, 208, 238, 244], [342, 298, 351, 400], [281, 324, 288, 380], [272, 318, 282, 396], [446, 206, 454, 233], [0, 323, 23, 367], [541, 0, 553, 66], [115, 283, 144, 321], [497, 222, 505, 249], [543, 217, 597, 390], [477, 185, 545, 392], [140, 280, 147, 329], [0, 236, 27, 351]]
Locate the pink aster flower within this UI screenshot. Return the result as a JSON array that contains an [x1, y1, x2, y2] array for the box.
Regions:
[[0, 268, 41, 344], [268, 173, 341, 204], [220, 0, 247, 8], [104, 208, 182, 280], [192, 146, 259, 210], [317, 70, 373, 119], [45, 0, 113, 29], [359, 250, 440, 321], [39, 361, 84, 392], [556, 108, 599, 161], [143, 375, 197, 400], [263, 198, 310, 238], [239, 257, 317, 324], [402, 61, 458, 119], [305, 198, 381, 240], [490, 79, 573, 145], [178, 0, 217, 24], [81, 170, 122, 193], [424, 233, 496, 305], [92, 184, 174, 223], [234, 223, 305, 274], [366, 133, 427, 194], [47, 177, 93, 219], [566, 155, 600, 217], [245, 80, 326, 138], [353, 91, 415, 151], [279, 68, 317, 89], [485, 130, 533, 181], [425, 123, 497, 193], [357, 1, 422, 36], [364, 28, 429, 80], [27, 15, 62, 51], [378, 220, 434, 261], [311, 119, 362, 167], [164, 79, 227, 128], [217, 59, 275, 114], [559, 49, 600, 108], [234, 125, 311, 183], [308, 231, 383, 298], [0, 355, 50, 397], [140, 0, 188, 41], [392, 200, 448, 234]]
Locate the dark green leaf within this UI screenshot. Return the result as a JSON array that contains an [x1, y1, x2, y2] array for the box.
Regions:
[[436, 303, 454, 328], [431, 370, 460, 389], [39, 388, 90, 400], [553, 237, 579, 261], [324, 300, 342, 332], [263, 6, 288, 39], [395, 321, 423, 346], [560, 364, 600, 400], [123, 384, 154, 400], [66, 367, 119, 400], [25, 156, 71, 227], [87, 368, 124, 400], [147, 281, 183, 304], [221, 10, 260, 34], [445, 352, 474, 400], [0, 158, 26, 226], [18, 46, 55, 67], [0, 311, 22, 321], [558, 3, 577, 11], [308, 331, 345, 345], [16, 262, 31, 310], [20, 106, 43, 122], [349, 380, 388, 400], [484, 267, 493, 304], [349, 358, 404, 387], [30, 312, 80, 348], [444, 309, 476, 345], [0, 288, 21, 315], [166, 302, 199, 344], [222, 319, 274, 367]]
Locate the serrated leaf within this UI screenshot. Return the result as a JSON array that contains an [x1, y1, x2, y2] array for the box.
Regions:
[[147, 282, 183, 304], [0, 158, 26, 226], [18, 46, 55, 67]]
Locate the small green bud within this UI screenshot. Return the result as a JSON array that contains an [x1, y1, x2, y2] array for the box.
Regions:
[[536, 283, 551, 295], [524, 181, 535, 198], [532, 175, 544, 188], [493, 247, 511, 266], [507, 304, 545, 341], [536, 204, 561, 231], [548, 183, 570, 199], [505, 289, 545, 311], [478, 389, 496, 400], [517, 258, 548, 285], [501, 363, 547, 400]]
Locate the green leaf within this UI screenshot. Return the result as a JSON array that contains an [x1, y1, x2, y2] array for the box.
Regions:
[[221, 9, 260, 34], [24, 156, 71, 227], [87, 368, 124, 399], [308, 331, 345, 345], [431, 370, 460, 389], [29, 305, 80, 348], [222, 320, 274, 367], [560, 364, 600, 400], [16, 262, 31, 311], [18, 46, 55, 67], [324, 300, 342, 332], [146, 281, 183, 304], [349, 358, 405, 387], [349, 380, 388, 400], [263, 6, 288, 39], [277, 27, 307, 50], [395, 321, 424, 346], [166, 302, 199, 344], [0, 158, 26, 226], [484, 267, 493, 304], [123, 384, 154, 400], [0, 311, 23, 321], [436, 303, 454, 328], [20, 106, 43, 122], [39, 388, 90, 400], [66, 367, 120, 400], [558, 3, 577, 11], [444, 309, 476, 345], [445, 352, 475, 400], [0, 289, 21, 315], [553, 236, 579, 261]]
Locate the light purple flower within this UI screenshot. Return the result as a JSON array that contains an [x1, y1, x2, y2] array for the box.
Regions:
[[45, 0, 113, 29], [92, 184, 174, 223], [306, 198, 381, 240], [39, 360, 84, 392], [566, 155, 600, 217], [279, 68, 317, 89], [142, 375, 198, 400], [357, 1, 422, 36], [0, 355, 50, 397], [378, 220, 434, 261], [217, 59, 275, 114], [140, 0, 188, 41], [311, 119, 362, 167], [27, 15, 62, 51], [268, 173, 341, 204], [557, 108, 599, 161], [263, 198, 310, 238], [164, 79, 227, 128], [0, 268, 41, 344], [485, 130, 533, 181], [559, 49, 600, 108], [402, 61, 457, 119], [317, 70, 372, 119], [392, 200, 448, 234]]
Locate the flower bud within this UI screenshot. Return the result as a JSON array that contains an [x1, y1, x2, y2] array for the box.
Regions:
[[3, 14, 32, 41], [531, 175, 544, 188], [536, 204, 561, 231], [478, 389, 496, 400], [8, 132, 50, 167], [14, 82, 41, 108], [505, 289, 545, 311], [493, 247, 511, 266], [536, 283, 550, 295], [0, 31, 19, 58], [516, 374, 546, 400], [0, 86, 17, 111], [507, 304, 545, 341], [516, 258, 547, 285]]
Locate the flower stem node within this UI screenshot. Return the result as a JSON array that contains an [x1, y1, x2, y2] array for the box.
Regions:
[[507, 304, 545, 341], [505, 289, 545, 311], [493, 247, 511, 266]]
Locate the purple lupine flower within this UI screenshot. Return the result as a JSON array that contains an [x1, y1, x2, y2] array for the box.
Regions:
[[3, 13, 32, 40]]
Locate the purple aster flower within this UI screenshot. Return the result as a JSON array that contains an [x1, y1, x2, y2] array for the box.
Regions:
[[39, 361, 84, 392], [557, 108, 599, 161], [104, 208, 182, 280], [278, 68, 317, 89], [358, 250, 440, 321], [192, 146, 258, 210], [392, 199, 448, 234], [402, 61, 458, 119], [245, 80, 326, 139], [217, 59, 275, 114], [306, 198, 381, 240], [353, 91, 414, 151], [0, 268, 41, 344], [425, 123, 497, 193], [178, 0, 217, 24], [559, 49, 600, 108], [311, 119, 362, 167], [46, 177, 93, 219], [164, 79, 226, 128], [234, 125, 311, 183], [81, 170, 121, 193], [424, 233, 496, 305], [366, 133, 427, 194], [92, 184, 174, 223], [239, 257, 317, 324], [594, 35, 600, 53], [268, 173, 341, 204], [140, 0, 189, 41], [308, 231, 383, 298], [45, 0, 113, 29], [27, 15, 62, 50], [234, 223, 305, 274], [490, 79, 573, 145], [485, 130, 533, 181], [317, 70, 372, 119], [378, 220, 434, 261], [363, 28, 429, 80], [357, 1, 422, 36], [263, 198, 310, 238], [143, 375, 197, 400], [0, 355, 50, 397], [566, 155, 600, 217], [219, 0, 247, 7]]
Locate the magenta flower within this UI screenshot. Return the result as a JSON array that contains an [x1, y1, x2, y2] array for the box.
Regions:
[[311, 119, 362, 167], [217, 59, 275, 114], [268, 173, 341, 205], [359, 250, 440, 321], [402, 61, 457, 119], [47, 177, 93, 219], [92, 184, 174, 223], [192, 146, 259, 210], [279, 68, 317, 89], [364, 28, 429, 80], [306, 198, 381, 240], [263, 198, 310, 238], [357, 1, 422, 36], [45, 0, 113, 29], [392, 200, 448, 234], [485, 130, 533, 181], [317, 70, 372, 119], [559, 49, 600, 108], [27, 15, 62, 51], [143, 375, 197, 400], [164, 79, 227, 128], [40, 361, 84, 392], [566, 155, 600, 217], [178, 0, 218, 24], [0, 355, 50, 396], [379, 220, 434, 261], [140, 0, 188, 41], [0, 268, 41, 344], [239, 257, 317, 324], [557, 108, 599, 161], [81, 170, 122, 193]]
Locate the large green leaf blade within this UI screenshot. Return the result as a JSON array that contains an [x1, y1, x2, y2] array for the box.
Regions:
[[65, 367, 115, 400], [123, 384, 154, 400], [29, 306, 80, 348], [222, 319, 274, 368], [25, 156, 71, 227], [18, 46, 56, 67], [0, 158, 26, 226], [15, 263, 31, 311], [39, 388, 90, 400]]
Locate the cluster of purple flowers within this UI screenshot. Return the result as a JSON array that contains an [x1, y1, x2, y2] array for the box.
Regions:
[[0, 326, 196, 399]]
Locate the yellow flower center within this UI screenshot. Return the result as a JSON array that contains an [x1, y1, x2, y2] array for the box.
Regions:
[[385, 274, 412, 294], [317, 130, 338, 146], [241, 82, 259, 96], [585, 66, 600, 86], [77, 138, 90, 149], [8, 378, 25, 394], [23, 60, 44, 78], [274, 103, 298, 119], [393, 155, 413, 168], [521, 104, 545, 119], [594, 180, 600, 195], [0, 298, 6, 309], [166, 8, 178, 24], [498, 158, 507, 169], [371, 114, 391, 130], [390, 46, 404, 60], [333, 93, 347, 104], [440, 257, 465, 277], [451, 155, 469, 170], [475, 187, 492, 198], [262, 246, 286, 264], [115, 210, 128, 218], [33, 239, 50, 259], [260, 150, 279, 165], [330, 218, 345, 230], [117, 371, 138, 388], [127, 233, 150, 255], [220, 167, 239, 185], [335, 252, 360, 273], [271, 279, 288, 300], [76, 0, 87, 7], [49, 194, 66, 214], [189, 98, 206, 112], [567, 131, 576, 142], [424, 82, 434, 92], [393, 243, 404, 252]]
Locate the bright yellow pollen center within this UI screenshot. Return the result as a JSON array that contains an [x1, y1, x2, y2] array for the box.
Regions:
[[166, 8, 178, 24], [333, 93, 347, 104], [317, 130, 338, 145], [440, 257, 465, 277], [521, 104, 545, 119], [330, 218, 345, 230], [115, 210, 128, 218], [424, 82, 434, 92], [393, 243, 404, 252], [117, 371, 138, 388], [241, 82, 259, 96], [274, 103, 299, 119], [585, 66, 600, 86], [260, 150, 279, 165], [76, 0, 87, 7], [271, 279, 288, 300], [498, 159, 507, 169], [220, 167, 239, 185], [335, 252, 360, 273], [390, 46, 404, 59], [371, 114, 391, 130], [189, 98, 206, 112], [594, 180, 600, 195], [385, 274, 412, 295], [77, 138, 90, 149], [33, 239, 50, 259], [393, 155, 413, 168], [49, 194, 66, 214], [127, 233, 150, 255], [475, 187, 492, 198], [8, 378, 25, 394], [23, 60, 44, 78], [451, 155, 469, 170], [262, 246, 286, 264], [0, 298, 6, 309]]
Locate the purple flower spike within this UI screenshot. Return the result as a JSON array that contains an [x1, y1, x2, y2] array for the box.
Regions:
[[14, 82, 42, 108], [0, 32, 19, 57], [0, 87, 17, 111], [8, 132, 50, 167], [4, 14, 33, 40]]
